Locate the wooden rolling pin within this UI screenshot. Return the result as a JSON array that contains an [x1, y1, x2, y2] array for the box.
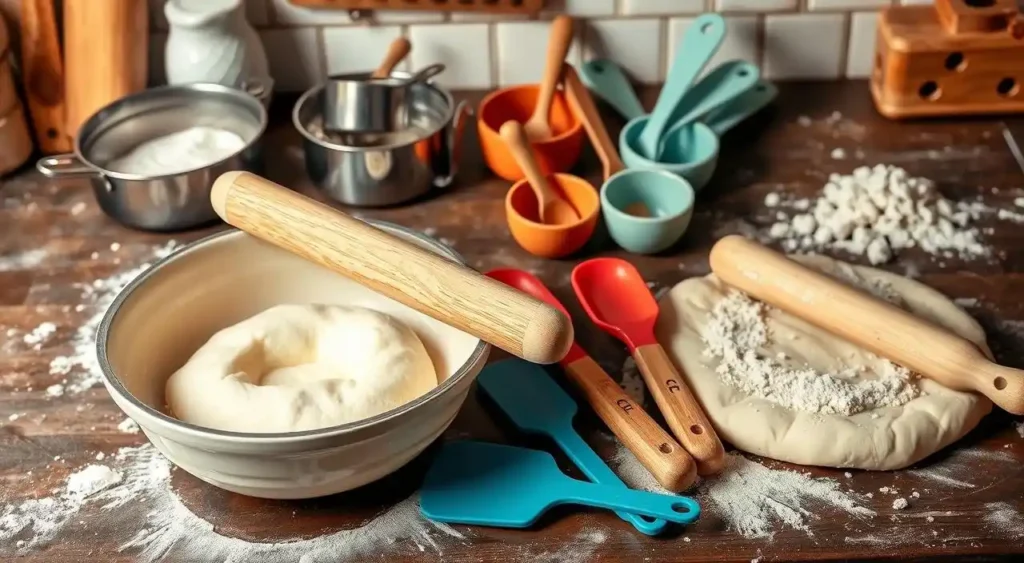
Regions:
[[709, 235, 1024, 415], [211, 172, 574, 365]]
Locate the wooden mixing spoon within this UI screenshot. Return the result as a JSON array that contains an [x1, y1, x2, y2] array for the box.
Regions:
[[372, 37, 411, 79], [522, 15, 574, 141], [500, 120, 580, 225], [210, 171, 575, 365], [709, 235, 1024, 415], [563, 63, 624, 181]]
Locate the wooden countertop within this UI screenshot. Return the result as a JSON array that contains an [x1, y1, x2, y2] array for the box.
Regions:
[[2, 81, 1024, 562]]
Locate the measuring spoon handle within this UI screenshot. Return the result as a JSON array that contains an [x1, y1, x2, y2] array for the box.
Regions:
[[560, 477, 701, 525], [373, 37, 411, 79], [210, 172, 574, 365], [637, 13, 726, 157], [577, 60, 646, 121], [704, 80, 778, 136], [555, 429, 668, 535], [633, 344, 726, 476]]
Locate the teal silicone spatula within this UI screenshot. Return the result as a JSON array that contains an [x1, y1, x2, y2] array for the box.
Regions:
[[635, 13, 726, 159], [420, 440, 701, 528], [477, 359, 675, 536], [577, 60, 646, 121]]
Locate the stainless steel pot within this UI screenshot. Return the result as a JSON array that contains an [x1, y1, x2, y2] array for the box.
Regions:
[[37, 83, 267, 232], [294, 75, 468, 207]]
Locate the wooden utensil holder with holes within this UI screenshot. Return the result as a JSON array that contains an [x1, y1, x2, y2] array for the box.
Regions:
[[871, 0, 1024, 119]]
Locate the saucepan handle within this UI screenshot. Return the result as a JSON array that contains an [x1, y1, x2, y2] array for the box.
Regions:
[[36, 154, 96, 177]]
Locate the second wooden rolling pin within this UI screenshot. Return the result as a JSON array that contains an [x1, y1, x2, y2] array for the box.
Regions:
[[211, 172, 574, 365], [709, 235, 1024, 415]]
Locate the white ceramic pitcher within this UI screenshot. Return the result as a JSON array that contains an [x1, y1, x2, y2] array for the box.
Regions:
[[164, 0, 272, 98]]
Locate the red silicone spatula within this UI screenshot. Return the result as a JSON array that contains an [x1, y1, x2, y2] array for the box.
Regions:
[[486, 268, 697, 492], [571, 258, 726, 476]]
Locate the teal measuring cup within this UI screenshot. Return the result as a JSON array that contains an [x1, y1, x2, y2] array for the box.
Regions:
[[657, 80, 778, 190], [620, 61, 766, 190], [577, 59, 645, 121], [631, 13, 725, 159]]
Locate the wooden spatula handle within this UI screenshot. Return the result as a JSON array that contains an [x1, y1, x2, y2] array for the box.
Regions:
[[372, 37, 411, 79], [633, 344, 726, 475], [210, 172, 574, 365], [21, 0, 71, 153], [564, 355, 697, 492], [527, 15, 573, 131], [563, 64, 624, 181], [709, 235, 1024, 415]]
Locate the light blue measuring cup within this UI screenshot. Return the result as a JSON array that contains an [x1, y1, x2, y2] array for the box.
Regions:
[[631, 13, 725, 159], [620, 61, 767, 190]]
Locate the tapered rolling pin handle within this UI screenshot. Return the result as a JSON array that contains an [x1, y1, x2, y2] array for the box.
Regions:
[[709, 235, 1024, 415], [211, 172, 574, 365]]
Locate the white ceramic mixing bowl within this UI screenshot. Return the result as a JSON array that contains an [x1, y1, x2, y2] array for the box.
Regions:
[[97, 222, 489, 499]]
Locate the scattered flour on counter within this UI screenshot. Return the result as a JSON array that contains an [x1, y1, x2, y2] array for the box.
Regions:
[[619, 357, 646, 405], [1, 445, 466, 562], [0, 463, 123, 549], [701, 290, 917, 415], [984, 503, 1024, 538], [763, 164, 989, 264], [909, 448, 1016, 489], [117, 418, 140, 434], [47, 241, 180, 394], [609, 445, 874, 539], [0, 249, 48, 272], [1016, 421, 1024, 439], [23, 322, 56, 349], [892, 498, 908, 510]]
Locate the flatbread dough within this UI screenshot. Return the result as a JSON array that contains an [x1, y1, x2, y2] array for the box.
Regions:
[[656, 255, 992, 470], [166, 304, 438, 433]]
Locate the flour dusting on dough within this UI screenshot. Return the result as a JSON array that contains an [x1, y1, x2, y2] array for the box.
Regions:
[[701, 290, 918, 415]]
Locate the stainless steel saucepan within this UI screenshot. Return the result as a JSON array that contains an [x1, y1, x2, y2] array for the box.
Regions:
[[37, 82, 267, 232]]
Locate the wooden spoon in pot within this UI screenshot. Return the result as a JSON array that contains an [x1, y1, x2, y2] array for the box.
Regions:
[[372, 37, 411, 79], [710, 235, 1024, 415], [500, 120, 580, 225], [523, 15, 574, 141]]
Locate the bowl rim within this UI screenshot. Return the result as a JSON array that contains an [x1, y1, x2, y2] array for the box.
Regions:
[[618, 115, 718, 171], [505, 173, 600, 231], [96, 221, 490, 444], [478, 83, 583, 145], [600, 168, 695, 225]]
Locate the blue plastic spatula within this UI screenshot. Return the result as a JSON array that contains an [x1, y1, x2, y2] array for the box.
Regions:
[[420, 440, 700, 528], [477, 359, 673, 536]]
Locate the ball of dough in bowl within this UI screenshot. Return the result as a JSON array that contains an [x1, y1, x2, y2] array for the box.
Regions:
[[166, 304, 438, 433]]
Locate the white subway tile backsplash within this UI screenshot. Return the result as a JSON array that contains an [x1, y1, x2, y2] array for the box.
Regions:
[[450, 12, 530, 22], [667, 15, 760, 76], [715, 0, 798, 12], [584, 19, 664, 84], [260, 28, 324, 91], [542, 0, 616, 17], [621, 0, 705, 15], [808, 0, 889, 10], [495, 21, 583, 87], [408, 24, 492, 89], [763, 13, 846, 80], [846, 12, 878, 78], [323, 26, 404, 77], [270, 0, 352, 25], [371, 10, 446, 24], [899, 0, 932, 4]]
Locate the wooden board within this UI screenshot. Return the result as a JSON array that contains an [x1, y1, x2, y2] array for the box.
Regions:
[[2, 82, 1024, 562]]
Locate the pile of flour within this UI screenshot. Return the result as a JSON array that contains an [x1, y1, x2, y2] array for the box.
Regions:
[[701, 290, 918, 415], [764, 164, 988, 264]]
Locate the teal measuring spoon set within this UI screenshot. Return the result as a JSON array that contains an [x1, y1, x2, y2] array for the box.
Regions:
[[419, 359, 701, 535]]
